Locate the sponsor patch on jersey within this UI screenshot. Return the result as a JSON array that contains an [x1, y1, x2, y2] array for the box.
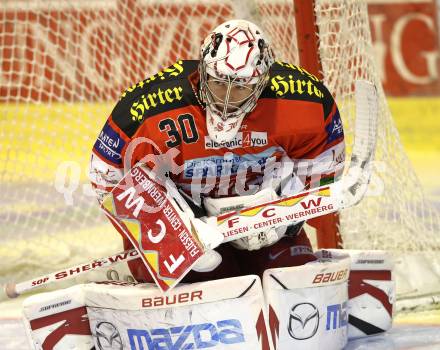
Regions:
[[205, 131, 268, 149], [183, 147, 282, 179], [325, 109, 344, 143], [120, 60, 185, 100], [129, 85, 184, 122], [93, 122, 125, 164], [269, 74, 324, 99]]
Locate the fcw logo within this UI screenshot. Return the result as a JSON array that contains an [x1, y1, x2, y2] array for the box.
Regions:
[[300, 197, 322, 209], [116, 187, 144, 217]]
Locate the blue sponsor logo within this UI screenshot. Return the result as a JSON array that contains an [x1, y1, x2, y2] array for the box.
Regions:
[[128, 319, 245, 350], [93, 122, 125, 164], [326, 302, 348, 330], [184, 156, 269, 179], [325, 110, 344, 144], [183, 147, 282, 179]]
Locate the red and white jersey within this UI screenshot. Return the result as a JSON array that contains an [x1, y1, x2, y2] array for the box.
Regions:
[[90, 60, 345, 205]]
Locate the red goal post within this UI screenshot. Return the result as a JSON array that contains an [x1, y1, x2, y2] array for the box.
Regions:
[[1, 0, 439, 307], [293, 0, 342, 249]]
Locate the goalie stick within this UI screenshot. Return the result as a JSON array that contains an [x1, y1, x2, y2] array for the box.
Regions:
[[4, 81, 377, 298], [3, 249, 140, 299]]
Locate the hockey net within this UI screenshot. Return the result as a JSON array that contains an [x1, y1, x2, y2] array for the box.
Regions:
[[1, 0, 439, 308]]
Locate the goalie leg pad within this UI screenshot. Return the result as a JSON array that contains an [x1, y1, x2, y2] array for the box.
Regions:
[[23, 276, 272, 350], [263, 250, 351, 350], [341, 249, 395, 339], [22, 284, 94, 349], [87, 276, 271, 349]]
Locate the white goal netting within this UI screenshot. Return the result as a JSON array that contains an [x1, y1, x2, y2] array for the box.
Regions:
[[1, 0, 439, 306]]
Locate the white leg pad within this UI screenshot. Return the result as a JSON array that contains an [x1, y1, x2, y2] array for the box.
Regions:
[[263, 250, 351, 350], [337, 249, 395, 339], [22, 284, 93, 349], [23, 276, 272, 349]]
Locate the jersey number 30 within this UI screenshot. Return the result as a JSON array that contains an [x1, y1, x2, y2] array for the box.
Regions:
[[158, 113, 199, 148]]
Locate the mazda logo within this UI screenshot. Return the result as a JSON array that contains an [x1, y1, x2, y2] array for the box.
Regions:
[[287, 302, 319, 340], [95, 321, 123, 350]]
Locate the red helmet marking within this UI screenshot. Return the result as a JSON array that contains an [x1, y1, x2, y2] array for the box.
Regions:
[[227, 27, 255, 44], [223, 26, 257, 72], [225, 45, 254, 72]]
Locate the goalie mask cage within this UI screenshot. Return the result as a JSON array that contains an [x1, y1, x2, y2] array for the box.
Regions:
[[1, 0, 439, 309]]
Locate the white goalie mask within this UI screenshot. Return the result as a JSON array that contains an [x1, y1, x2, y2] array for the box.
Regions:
[[199, 19, 274, 143]]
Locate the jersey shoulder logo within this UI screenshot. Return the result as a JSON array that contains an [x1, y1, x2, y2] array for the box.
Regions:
[[325, 109, 344, 143], [129, 85, 185, 123], [273, 61, 320, 81], [93, 121, 126, 164], [120, 60, 187, 100], [111, 60, 199, 137], [262, 61, 325, 102]]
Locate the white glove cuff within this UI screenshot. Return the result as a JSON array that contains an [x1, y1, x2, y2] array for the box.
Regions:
[[192, 250, 222, 272]]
